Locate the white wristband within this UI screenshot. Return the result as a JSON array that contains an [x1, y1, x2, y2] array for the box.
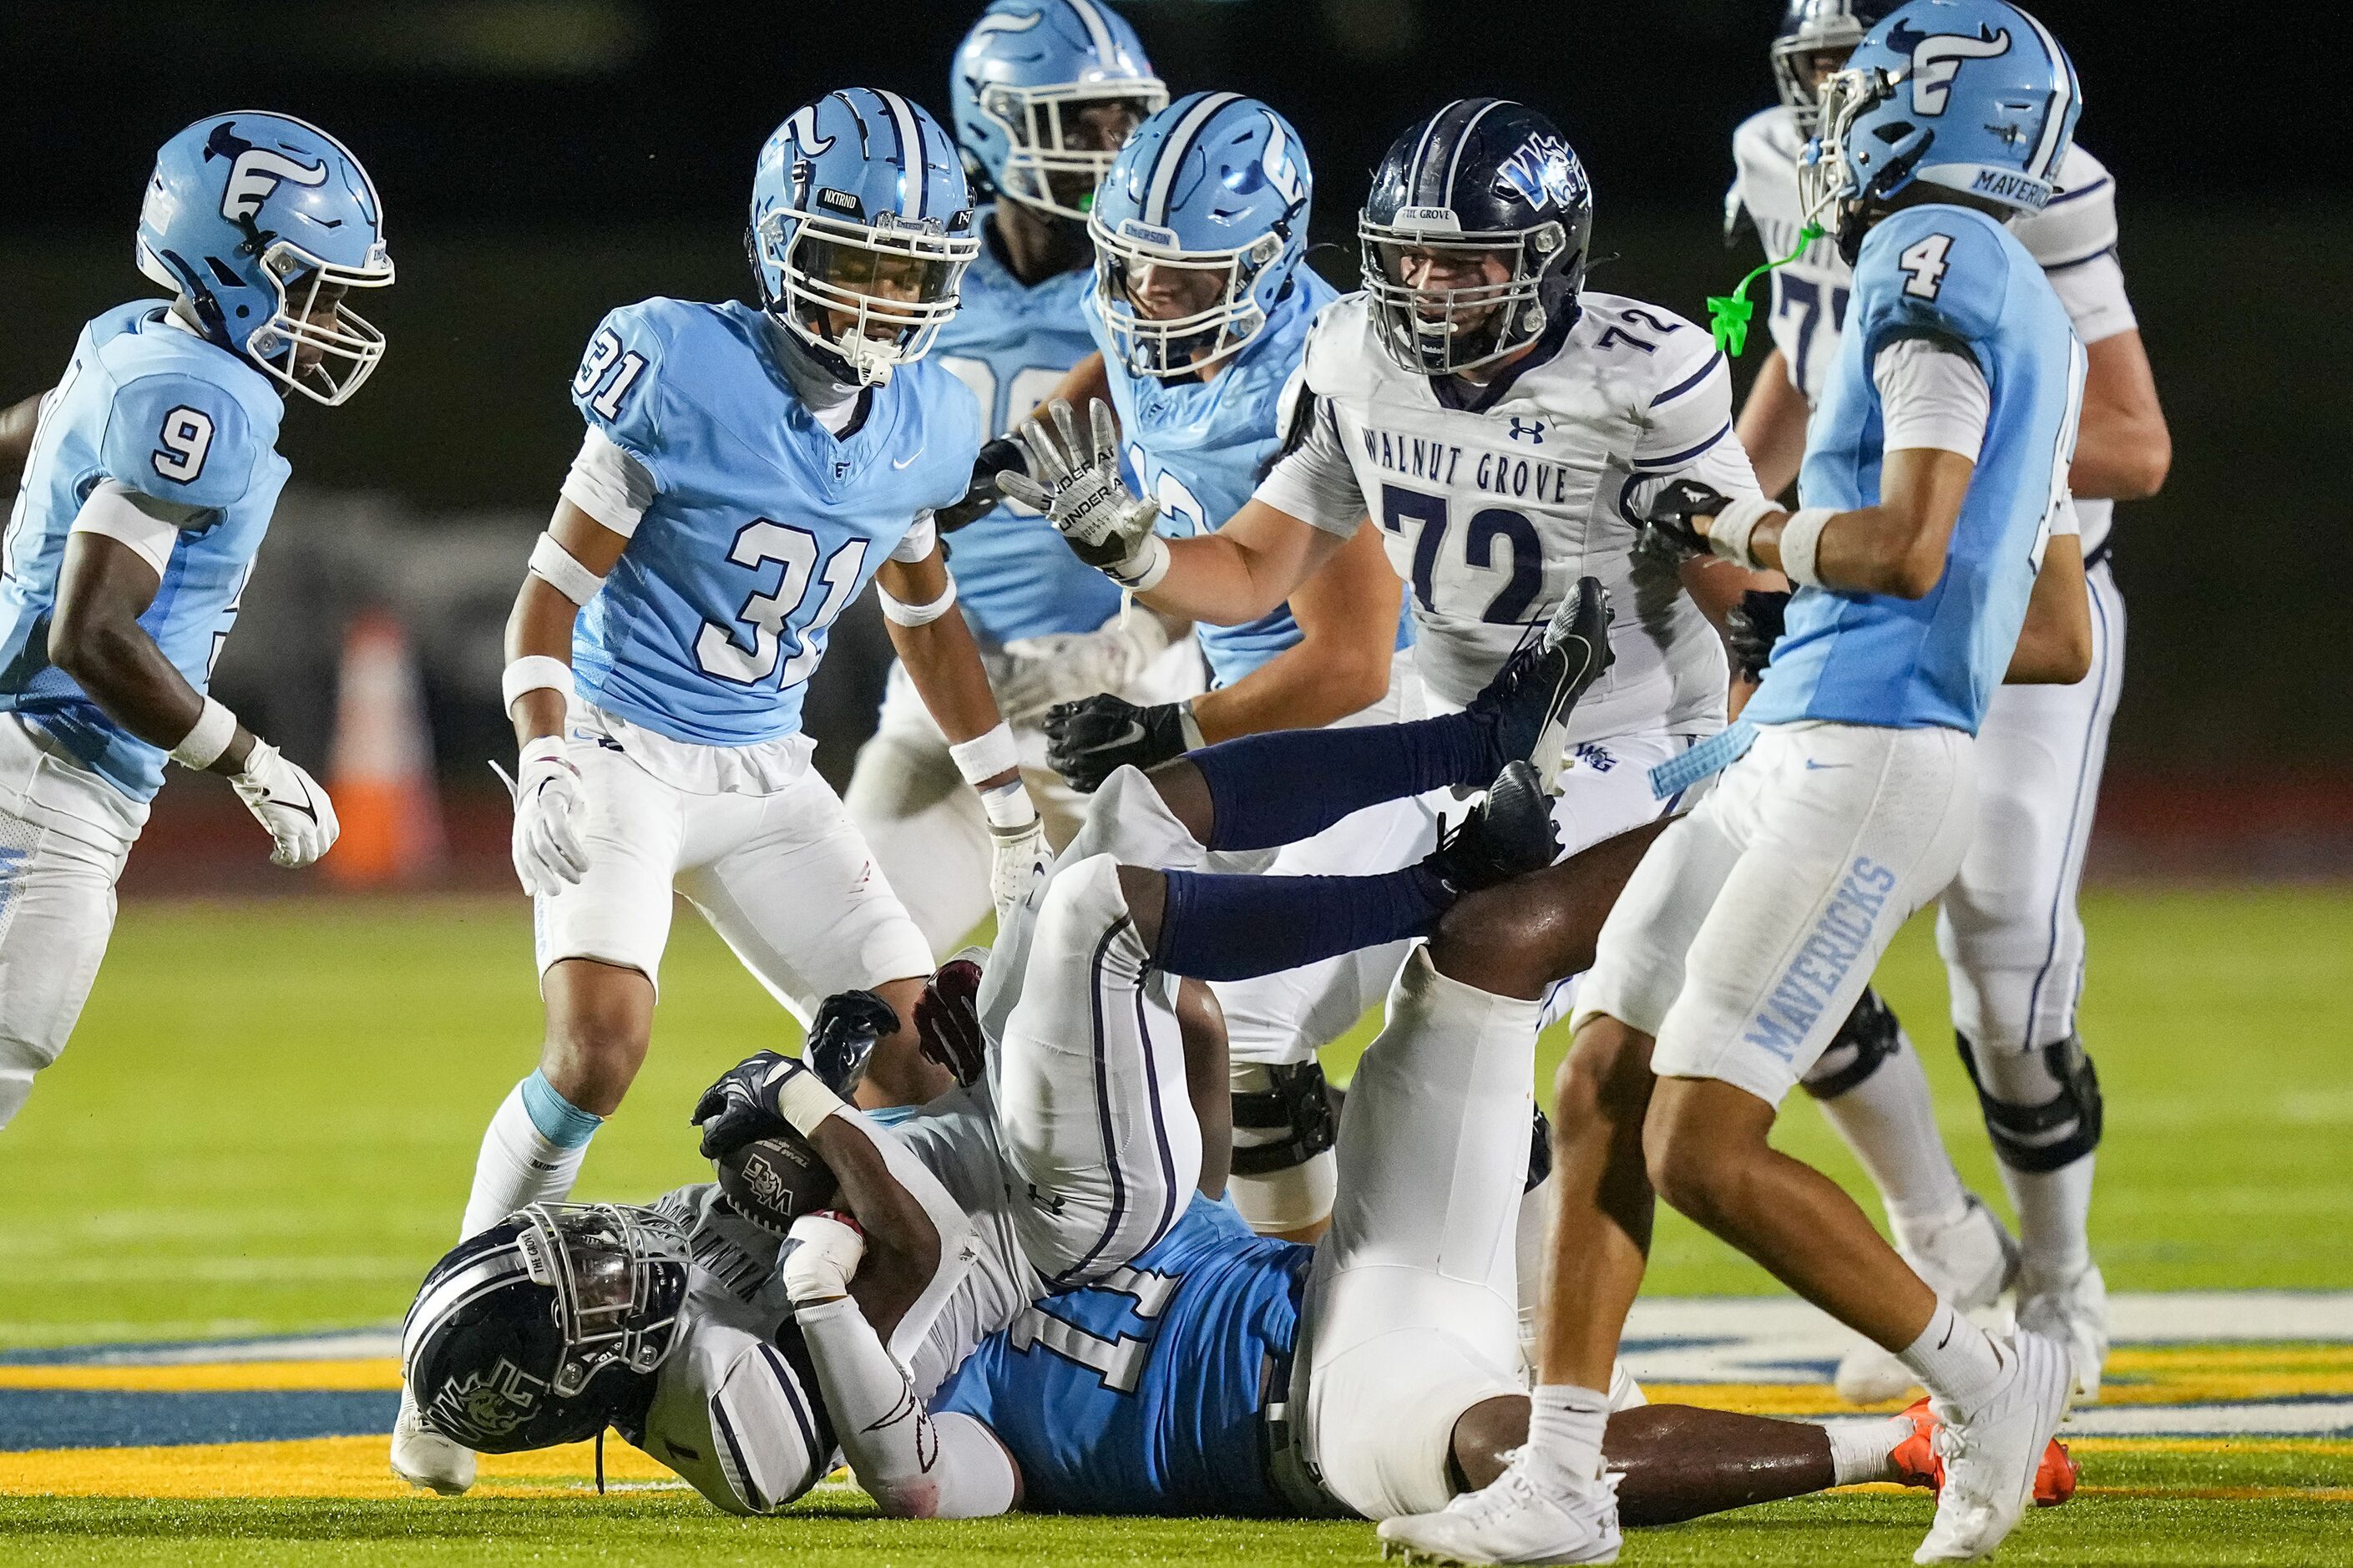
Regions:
[[949, 722, 1020, 785], [1779, 506, 1836, 588], [878, 574, 959, 627], [529, 533, 605, 607], [170, 695, 239, 770], [502, 655, 574, 715], [776, 1071, 847, 1139], [980, 777, 1037, 829], [1108, 534, 1171, 593], [1706, 493, 1780, 572], [1177, 701, 1206, 751]]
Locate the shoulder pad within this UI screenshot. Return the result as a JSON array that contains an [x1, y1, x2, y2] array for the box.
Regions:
[[1851, 206, 2014, 352], [1299, 291, 1376, 393], [2016, 144, 2118, 271], [99, 368, 264, 511]]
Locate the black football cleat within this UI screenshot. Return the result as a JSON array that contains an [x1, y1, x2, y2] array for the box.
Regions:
[[1464, 577, 1615, 788], [1422, 760, 1561, 894]]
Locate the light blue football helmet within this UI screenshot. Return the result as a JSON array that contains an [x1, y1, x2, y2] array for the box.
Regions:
[[1088, 92, 1310, 378], [1798, 0, 2081, 255], [134, 112, 394, 405], [750, 89, 981, 386], [952, 0, 1166, 222]]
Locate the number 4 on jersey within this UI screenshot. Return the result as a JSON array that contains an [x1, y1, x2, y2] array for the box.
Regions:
[[1898, 234, 1956, 301]]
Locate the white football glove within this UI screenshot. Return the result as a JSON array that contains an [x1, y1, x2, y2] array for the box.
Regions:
[[985, 786, 1050, 925], [989, 609, 1175, 723], [782, 1208, 868, 1304], [507, 735, 590, 898], [998, 398, 1168, 589], [228, 740, 340, 869]]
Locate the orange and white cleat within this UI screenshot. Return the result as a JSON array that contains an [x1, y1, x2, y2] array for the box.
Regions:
[[1891, 1397, 2078, 1507]]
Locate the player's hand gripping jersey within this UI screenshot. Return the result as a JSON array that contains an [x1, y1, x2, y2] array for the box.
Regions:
[[565, 298, 984, 745], [1257, 291, 1759, 731], [0, 304, 287, 799], [1743, 205, 2086, 734]]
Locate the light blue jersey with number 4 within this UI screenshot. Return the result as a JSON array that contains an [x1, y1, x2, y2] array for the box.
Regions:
[[1746, 205, 2085, 736], [569, 299, 984, 746], [0, 301, 287, 801]]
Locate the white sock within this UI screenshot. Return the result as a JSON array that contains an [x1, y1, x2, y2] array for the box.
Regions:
[[1813, 1037, 1970, 1239], [2004, 1154, 2096, 1293], [1522, 1383, 1610, 1490], [1824, 1414, 1914, 1485], [1896, 1302, 2005, 1410], [460, 1072, 601, 1237]]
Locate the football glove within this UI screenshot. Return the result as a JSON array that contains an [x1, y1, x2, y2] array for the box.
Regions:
[[1626, 476, 1736, 560], [692, 1050, 843, 1160], [1724, 588, 1790, 684], [935, 437, 1030, 534], [914, 953, 987, 1087], [987, 611, 1174, 724], [989, 808, 1050, 925], [806, 989, 902, 1102], [229, 740, 340, 869], [503, 736, 589, 898], [1043, 693, 1202, 794], [781, 1209, 868, 1304], [997, 398, 1166, 586]]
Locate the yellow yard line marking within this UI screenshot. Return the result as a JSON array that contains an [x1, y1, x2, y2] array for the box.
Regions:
[[2067, 1437, 2353, 1454], [0, 1359, 402, 1393], [2079, 1485, 2353, 1502], [0, 1434, 674, 1499]]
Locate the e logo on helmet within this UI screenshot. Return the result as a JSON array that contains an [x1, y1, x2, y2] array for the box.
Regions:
[[220, 149, 328, 222], [1892, 23, 2012, 116]]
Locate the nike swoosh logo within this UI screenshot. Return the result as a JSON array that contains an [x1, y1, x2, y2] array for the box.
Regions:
[[1804, 760, 1849, 771], [893, 449, 925, 469], [266, 792, 318, 823], [1099, 721, 1147, 750]]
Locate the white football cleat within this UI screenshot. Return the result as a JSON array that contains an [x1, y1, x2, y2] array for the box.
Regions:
[[1913, 1328, 2073, 1564], [392, 1383, 477, 1495], [1837, 1195, 2021, 1405], [2018, 1262, 2108, 1404], [1377, 1455, 1622, 1566]]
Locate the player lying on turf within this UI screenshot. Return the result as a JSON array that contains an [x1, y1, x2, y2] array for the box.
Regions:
[[396, 579, 1606, 1510]]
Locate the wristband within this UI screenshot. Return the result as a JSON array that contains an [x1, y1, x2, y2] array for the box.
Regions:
[[1779, 506, 1836, 588], [528, 533, 606, 607], [170, 695, 239, 770], [1706, 493, 1780, 571], [980, 777, 1036, 830], [776, 1070, 848, 1138], [502, 655, 574, 715], [950, 722, 1020, 785], [1177, 701, 1206, 751], [519, 733, 569, 772], [878, 574, 959, 627], [1108, 534, 1171, 593]]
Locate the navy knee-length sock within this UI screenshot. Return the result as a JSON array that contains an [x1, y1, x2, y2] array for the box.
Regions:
[[1153, 864, 1453, 982], [1187, 711, 1499, 852]]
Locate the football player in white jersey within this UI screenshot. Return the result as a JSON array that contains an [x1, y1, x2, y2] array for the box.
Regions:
[[1728, 0, 2171, 1405]]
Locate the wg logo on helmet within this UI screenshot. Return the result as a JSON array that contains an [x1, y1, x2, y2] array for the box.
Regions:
[[424, 1358, 547, 1444], [1888, 22, 2013, 116], [1495, 134, 1586, 214], [219, 148, 328, 222]]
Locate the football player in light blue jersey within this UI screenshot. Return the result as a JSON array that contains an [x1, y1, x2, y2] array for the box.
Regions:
[[1006, 92, 1419, 1238], [847, 0, 1187, 956], [1390, 6, 2100, 1564], [0, 112, 393, 1130], [397, 89, 1043, 1495]]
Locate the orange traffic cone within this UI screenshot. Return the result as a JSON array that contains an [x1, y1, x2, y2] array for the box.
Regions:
[[324, 609, 446, 885]]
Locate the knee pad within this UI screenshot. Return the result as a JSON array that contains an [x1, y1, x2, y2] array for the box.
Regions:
[[1957, 1032, 2103, 1173], [1231, 1061, 1338, 1178], [1800, 987, 1905, 1100], [1526, 1105, 1553, 1192]]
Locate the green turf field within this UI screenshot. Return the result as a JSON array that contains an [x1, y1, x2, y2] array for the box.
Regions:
[[3, 884, 2350, 1564]]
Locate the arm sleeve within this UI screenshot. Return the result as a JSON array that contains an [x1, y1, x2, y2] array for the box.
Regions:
[[1252, 364, 1366, 535], [68, 478, 207, 578], [557, 424, 656, 538], [1623, 325, 1763, 518], [792, 1295, 1019, 1519], [2017, 151, 2137, 346], [98, 373, 256, 512], [1872, 336, 1991, 460], [848, 1111, 980, 1370], [2044, 252, 2137, 346]]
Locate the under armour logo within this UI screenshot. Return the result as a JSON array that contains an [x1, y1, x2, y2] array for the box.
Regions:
[[219, 147, 327, 221], [1887, 22, 2013, 116], [1509, 417, 1546, 445]]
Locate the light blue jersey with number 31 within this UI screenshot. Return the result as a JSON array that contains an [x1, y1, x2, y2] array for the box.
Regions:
[[569, 298, 984, 746]]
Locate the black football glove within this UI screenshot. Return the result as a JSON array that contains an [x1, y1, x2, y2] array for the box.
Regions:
[[1724, 589, 1790, 684], [806, 989, 901, 1102], [1627, 477, 1737, 560], [1043, 693, 1197, 794], [934, 437, 1031, 533], [692, 1050, 827, 1161], [913, 955, 987, 1087]]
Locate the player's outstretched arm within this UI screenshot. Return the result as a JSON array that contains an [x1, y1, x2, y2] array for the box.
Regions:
[[1661, 446, 1974, 602], [1188, 520, 1401, 744], [2070, 330, 2170, 503], [0, 391, 42, 496], [2006, 533, 2093, 685], [1733, 347, 1812, 503]]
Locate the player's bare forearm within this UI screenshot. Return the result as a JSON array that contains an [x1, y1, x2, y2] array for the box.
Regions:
[[1139, 501, 1345, 626], [2005, 534, 2092, 685], [2068, 330, 2170, 502], [804, 1115, 942, 1338], [1191, 522, 1399, 742], [1733, 348, 1811, 502], [1679, 556, 1779, 717], [0, 391, 43, 496], [504, 499, 628, 744], [1040, 352, 1112, 423], [879, 549, 1016, 786], [49, 532, 256, 772], [1744, 447, 1976, 599]]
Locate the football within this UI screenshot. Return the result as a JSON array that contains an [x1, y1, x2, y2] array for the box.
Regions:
[[713, 1133, 840, 1234]]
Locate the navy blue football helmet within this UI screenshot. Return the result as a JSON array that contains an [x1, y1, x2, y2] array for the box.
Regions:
[[1773, 0, 1905, 134], [401, 1204, 690, 1453], [1359, 99, 1592, 377]]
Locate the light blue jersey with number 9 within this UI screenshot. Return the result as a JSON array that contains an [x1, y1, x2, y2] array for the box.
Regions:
[[568, 298, 984, 746]]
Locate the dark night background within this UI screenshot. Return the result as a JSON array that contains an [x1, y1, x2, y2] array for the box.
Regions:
[[3, 1, 2345, 802]]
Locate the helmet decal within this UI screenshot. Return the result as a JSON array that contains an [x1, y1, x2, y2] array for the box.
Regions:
[[1887, 20, 2015, 114]]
